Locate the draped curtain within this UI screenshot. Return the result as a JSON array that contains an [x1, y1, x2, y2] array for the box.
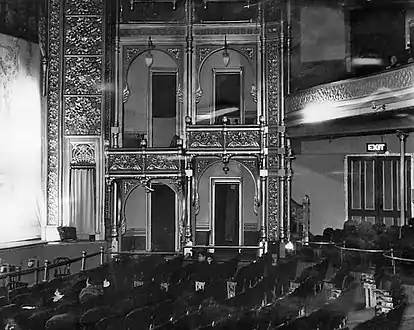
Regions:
[[69, 168, 96, 238], [0, 35, 43, 243]]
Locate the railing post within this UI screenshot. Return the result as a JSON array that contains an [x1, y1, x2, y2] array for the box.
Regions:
[[302, 195, 310, 244], [100, 246, 104, 266], [391, 248, 396, 275], [43, 260, 49, 282], [34, 259, 40, 284], [81, 251, 86, 271], [397, 131, 408, 227]]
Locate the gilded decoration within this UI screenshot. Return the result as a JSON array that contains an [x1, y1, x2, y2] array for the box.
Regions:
[[167, 48, 181, 61], [108, 154, 143, 171], [286, 65, 414, 113], [64, 57, 102, 95], [266, 41, 280, 125], [226, 131, 260, 148], [268, 176, 278, 241], [146, 155, 180, 171], [46, 0, 61, 225], [64, 97, 102, 135], [120, 27, 186, 37], [188, 132, 222, 148], [71, 144, 96, 165], [65, 0, 104, 15], [65, 17, 103, 55]]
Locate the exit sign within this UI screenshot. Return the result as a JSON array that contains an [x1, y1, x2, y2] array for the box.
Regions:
[[366, 143, 387, 153]]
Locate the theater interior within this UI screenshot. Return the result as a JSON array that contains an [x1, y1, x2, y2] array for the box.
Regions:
[[3, 0, 414, 328]]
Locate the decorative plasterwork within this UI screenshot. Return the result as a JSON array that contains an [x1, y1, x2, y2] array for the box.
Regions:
[[239, 158, 259, 177], [240, 47, 254, 59], [197, 47, 215, 64], [266, 41, 280, 125], [268, 155, 278, 171], [71, 143, 96, 165], [286, 65, 414, 114], [177, 84, 184, 104], [250, 85, 257, 103], [268, 176, 278, 241], [188, 131, 222, 148], [195, 158, 216, 176], [66, 0, 104, 15], [167, 48, 181, 61], [65, 17, 103, 55], [64, 97, 102, 135], [107, 153, 182, 173], [46, 0, 61, 225], [193, 27, 260, 35], [226, 131, 260, 148], [120, 27, 186, 37], [125, 47, 140, 65], [64, 57, 102, 95], [268, 132, 278, 147], [123, 84, 131, 103]]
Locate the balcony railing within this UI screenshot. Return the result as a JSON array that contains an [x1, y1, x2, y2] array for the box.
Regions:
[[106, 148, 184, 175], [186, 124, 264, 154], [285, 64, 414, 126]]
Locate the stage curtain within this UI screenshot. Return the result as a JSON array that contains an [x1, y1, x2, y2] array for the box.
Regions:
[[69, 168, 96, 238], [0, 34, 43, 243]]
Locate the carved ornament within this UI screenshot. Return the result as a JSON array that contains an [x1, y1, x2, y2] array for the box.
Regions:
[[195, 86, 203, 104], [64, 96, 101, 135], [268, 176, 278, 241], [286, 65, 414, 114], [240, 47, 254, 59], [167, 48, 181, 61], [46, 0, 61, 225], [250, 84, 257, 103], [226, 131, 260, 148], [65, 17, 103, 55], [123, 84, 131, 103], [177, 84, 184, 104], [188, 131, 222, 149], [71, 143, 95, 165], [125, 47, 140, 64], [108, 154, 143, 172], [120, 27, 186, 37], [266, 41, 280, 125], [146, 154, 180, 171], [194, 27, 260, 35], [197, 47, 214, 64]]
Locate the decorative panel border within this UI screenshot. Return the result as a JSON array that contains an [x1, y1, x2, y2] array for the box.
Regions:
[[46, 0, 62, 225]]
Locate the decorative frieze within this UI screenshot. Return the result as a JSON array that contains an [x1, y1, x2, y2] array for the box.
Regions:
[[226, 131, 260, 148], [64, 57, 102, 95], [193, 27, 260, 35], [107, 153, 182, 173], [64, 96, 102, 135], [286, 65, 414, 114], [65, 17, 103, 55], [188, 131, 222, 149], [46, 0, 61, 225], [120, 27, 186, 37]]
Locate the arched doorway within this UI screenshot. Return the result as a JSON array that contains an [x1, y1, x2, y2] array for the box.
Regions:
[[150, 183, 176, 252]]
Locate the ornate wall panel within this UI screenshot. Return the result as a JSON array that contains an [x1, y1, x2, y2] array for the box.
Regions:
[[65, 17, 103, 55], [46, 0, 61, 225], [268, 176, 278, 241], [64, 57, 103, 95], [266, 40, 280, 125], [63, 0, 105, 136], [120, 27, 186, 37], [64, 97, 102, 135], [66, 0, 104, 15]]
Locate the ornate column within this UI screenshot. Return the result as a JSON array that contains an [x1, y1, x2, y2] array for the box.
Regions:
[[278, 20, 286, 242], [108, 178, 120, 255], [397, 131, 409, 226], [286, 138, 294, 241], [185, 0, 194, 123], [184, 164, 194, 256], [112, 0, 121, 148]]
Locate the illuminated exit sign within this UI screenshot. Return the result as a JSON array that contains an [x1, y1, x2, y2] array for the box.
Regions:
[[366, 143, 387, 153]]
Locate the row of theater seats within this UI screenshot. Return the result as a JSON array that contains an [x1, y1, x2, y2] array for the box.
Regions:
[[0, 251, 339, 330]]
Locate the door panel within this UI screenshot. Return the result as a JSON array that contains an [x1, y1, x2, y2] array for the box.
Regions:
[[347, 156, 411, 225], [214, 183, 240, 246], [150, 184, 175, 252]]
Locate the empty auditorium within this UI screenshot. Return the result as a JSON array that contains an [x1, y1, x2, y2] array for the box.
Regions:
[[2, 0, 414, 328]]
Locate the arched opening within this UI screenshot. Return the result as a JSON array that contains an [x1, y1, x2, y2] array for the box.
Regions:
[[150, 183, 176, 252]]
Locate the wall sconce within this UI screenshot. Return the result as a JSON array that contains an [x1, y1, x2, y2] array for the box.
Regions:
[[145, 37, 155, 68], [222, 35, 230, 67], [140, 137, 147, 148]]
